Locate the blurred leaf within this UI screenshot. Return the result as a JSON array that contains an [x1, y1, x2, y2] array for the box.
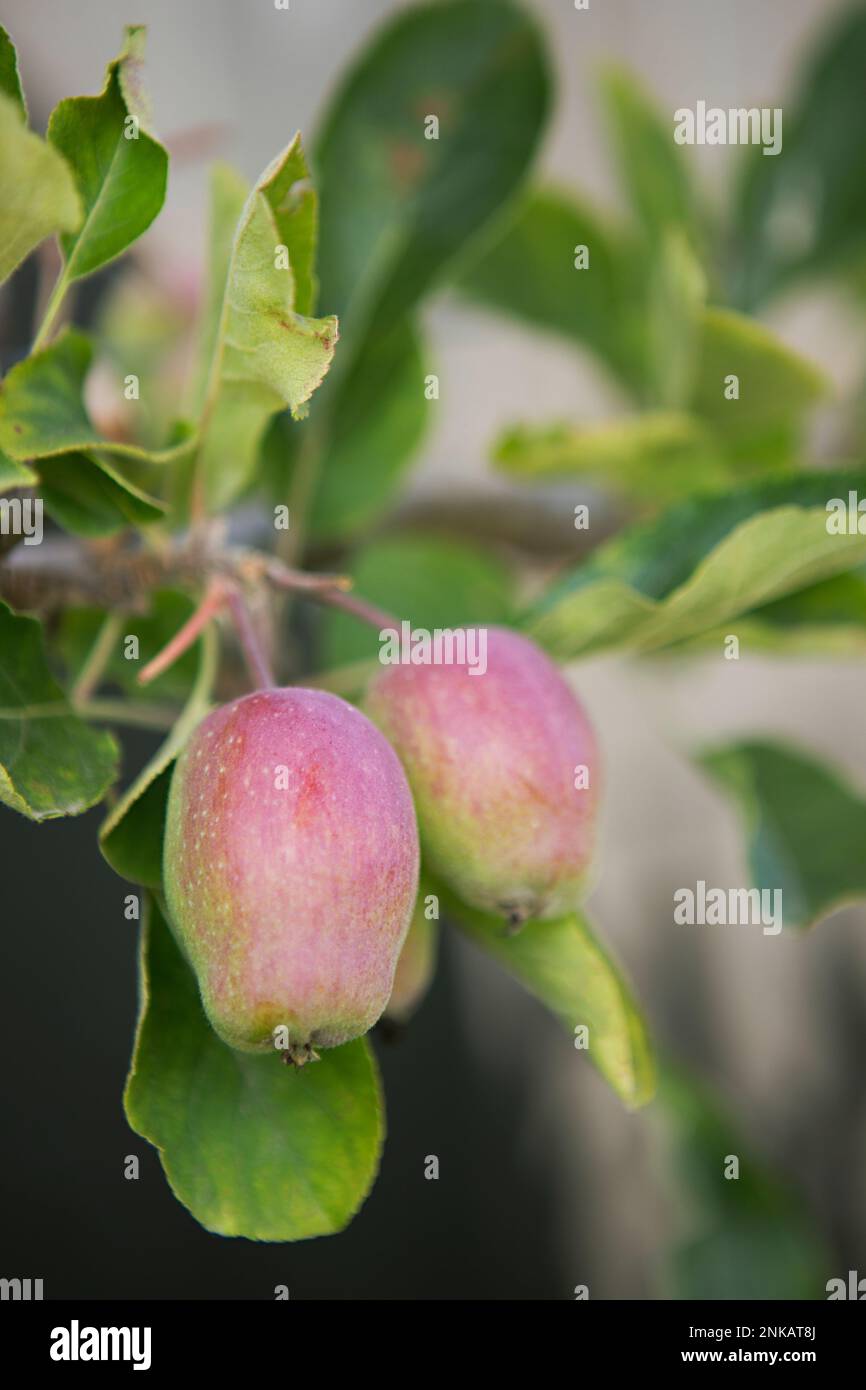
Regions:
[[0, 25, 26, 120], [440, 882, 654, 1110], [315, 0, 550, 336], [732, 6, 866, 306], [100, 623, 216, 888], [97, 273, 194, 450], [493, 412, 730, 502], [679, 568, 866, 656], [600, 66, 699, 247], [0, 450, 36, 493], [659, 1068, 826, 1299], [46, 25, 167, 281], [0, 331, 193, 466], [754, 566, 866, 630], [525, 468, 866, 659], [308, 318, 430, 539], [0, 602, 118, 820], [456, 188, 646, 394], [125, 898, 384, 1240], [195, 135, 338, 512], [699, 740, 866, 930], [689, 307, 826, 461], [644, 230, 706, 408], [322, 533, 515, 667], [37, 451, 165, 536], [0, 92, 81, 286], [306, 0, 550, 536]]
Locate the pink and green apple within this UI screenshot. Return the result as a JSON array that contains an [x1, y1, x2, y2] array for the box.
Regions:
[[163, 687, 419, 1062]]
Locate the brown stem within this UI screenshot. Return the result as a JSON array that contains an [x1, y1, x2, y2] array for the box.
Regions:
[[312, 588, 398, 632], [263, 560, 396, 631], [0, 539, 351, 615], [0, 537, 400, 678]]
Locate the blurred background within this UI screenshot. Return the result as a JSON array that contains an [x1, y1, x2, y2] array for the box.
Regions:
[[1, 0, 865, 1299]]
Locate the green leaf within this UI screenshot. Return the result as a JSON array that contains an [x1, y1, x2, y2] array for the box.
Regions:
[[322, 533, 515, 667], [100, 624, 216, 888], [678, 568, 866, 657], [0, 602, 118, 820], [599, 66, 699, 247], [440, 883, 654, 1110], [304, 0, 550, 537], [643, 230, 706, 409], [37, 451, 165, 536], [191, 163, 249, 412], [0, 330, 193, 466], [46, 25, 167, 281], [525, 468, 866, 659], [264, 322, 428, 543], [699, 740, 866, 931], [0, 92, 81, 286], [689, 307, 826, 458], [456, 188, 646, 394], [492, 412, 731, 502], [0, 449, 36, 493], [259, 136, 318, 318], [0, 25, 26, 121], [308, 318, 430, 538], [493, 306, 820, 500], [125, 898, 384, 1240], [314, 0, 550, 337], [751, 566, 866, 647], [732, 6, 866, 306], [194, 135, 338, 512]]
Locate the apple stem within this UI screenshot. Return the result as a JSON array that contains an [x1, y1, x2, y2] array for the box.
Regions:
[[281, 1042, 321, 1068], [224, 584, 275, 690]]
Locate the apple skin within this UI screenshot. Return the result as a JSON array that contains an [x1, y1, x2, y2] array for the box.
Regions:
[[163, 687, 420, 1057], [365, 627, 598, 926]]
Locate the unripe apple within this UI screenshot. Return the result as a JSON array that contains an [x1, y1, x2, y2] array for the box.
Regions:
[[365, 628, 597, 927], [163, 687, 419, 1062], [384, 893, 439, 1025]]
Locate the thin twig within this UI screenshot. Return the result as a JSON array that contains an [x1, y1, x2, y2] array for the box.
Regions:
[[224, 585, 275, 689], [70, 611, 125, 704], [312, 588, 398, 632], [262, 560, 396, 630], [77, 698, 183, 730], [0, 698, 181, 730]]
